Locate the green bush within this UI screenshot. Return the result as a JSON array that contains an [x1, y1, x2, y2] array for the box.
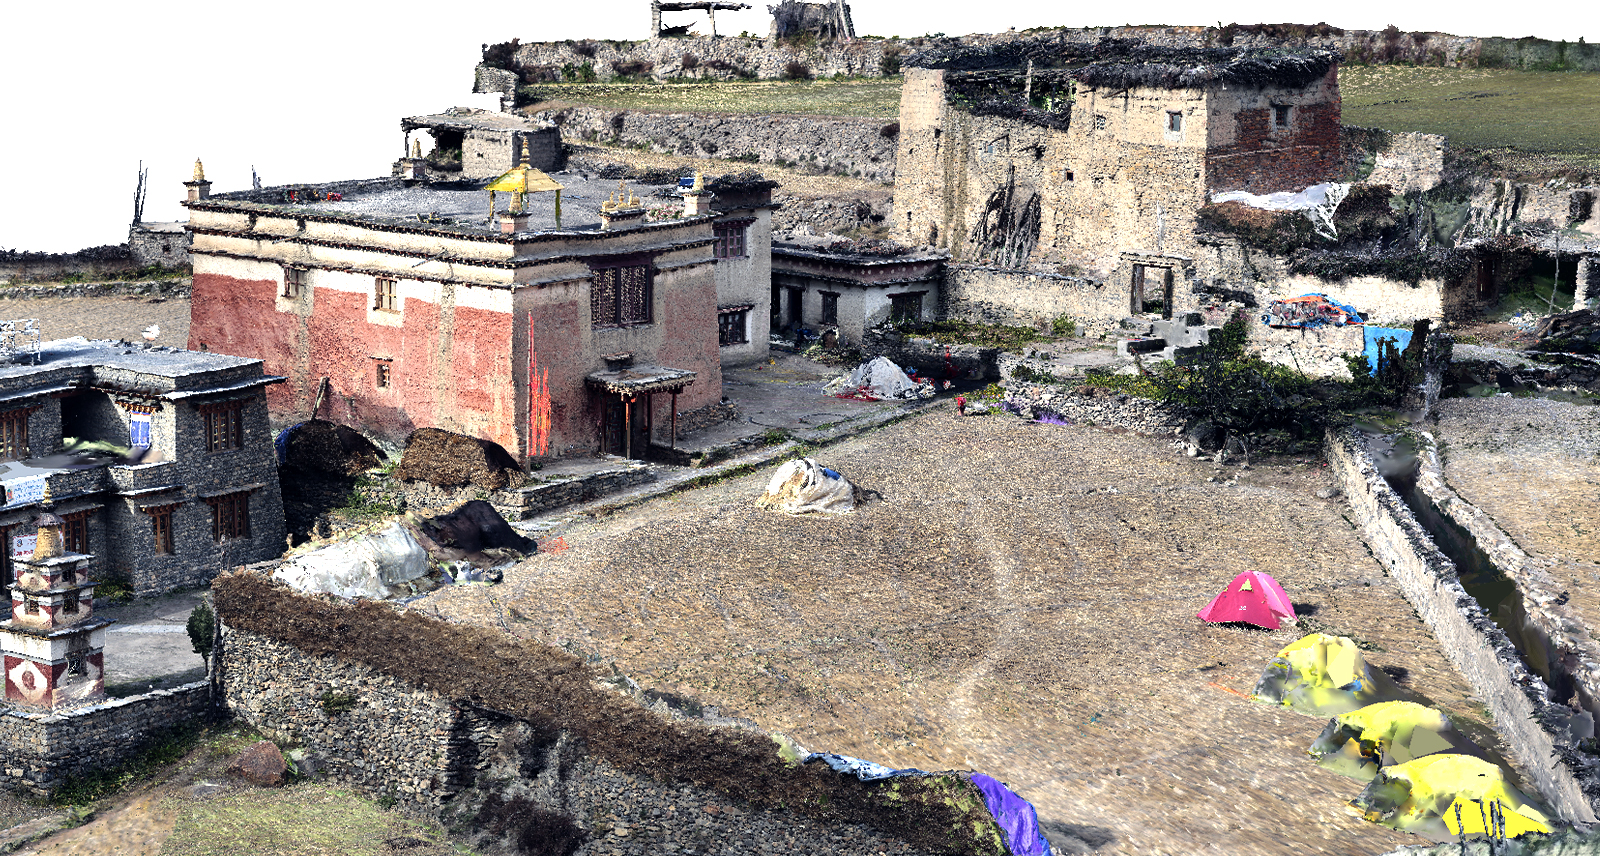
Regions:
[[1050, 315, 1076, 337], [187, 602, 215, 660]]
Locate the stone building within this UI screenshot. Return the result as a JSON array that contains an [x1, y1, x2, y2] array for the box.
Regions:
[[127, 222, 191, 269], [693, 173, 779, 365], [186, 161, 773, 462], [892, 40, 1343, 322], [0, 337, 287, 598], [770, 236, 945, 346], [401, 109, 562, 180]]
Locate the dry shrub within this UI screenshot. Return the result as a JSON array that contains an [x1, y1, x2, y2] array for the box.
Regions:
[[280, 419, 385, 476], [394, 427, 523, 490]]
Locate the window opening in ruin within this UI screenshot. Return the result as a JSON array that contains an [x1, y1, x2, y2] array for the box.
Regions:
[[1274, 105, 1291, 130], [283, 267, 306, 298], [209, 491, 251, 542], [0, 409, 28, 461], [890, 293, 923, 323], [821, 292, 839, 325], [1477, 255, 1498, 301], [373, 277, 399, 312], [591, 264, 653, 327], [1166, 112, 1183, 133], [63, 511, 89, 555], [718, 309, 749, 346], [62, 596, 78, 615], [375, 360, 392, 389], [150, 507, 175, 555], [201, 401, 245, 452], [1062, 169, 1074, 183], [713, 221, 748, 259], [1094, 115, 1107, 131]]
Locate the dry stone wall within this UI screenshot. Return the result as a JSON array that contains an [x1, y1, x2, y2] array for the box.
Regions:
[[0, 682, 212, 797], [942, 265, 1123, 327], [1248, 323, 1363, 379], [506, 37, 902, 83], [545, 106, 896, 182]]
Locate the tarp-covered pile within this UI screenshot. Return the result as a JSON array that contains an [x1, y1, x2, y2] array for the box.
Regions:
[[756, 459, 859, 514], [1351, 753, 1552, 839], [1264, 294, 1364, 329], [1253, 633, 1405, 716], [274, 521, 432, 600], [823, 356, 935, 401], [1308, 701, 1482, 781]]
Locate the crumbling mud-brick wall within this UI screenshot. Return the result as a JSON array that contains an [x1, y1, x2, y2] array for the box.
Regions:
[[1203, 66, 1342, 195], [940, 265, 1124, 327], [0, 682, 212, 797], [506, 36, 896, 83], [211, 572, 1010, 856]]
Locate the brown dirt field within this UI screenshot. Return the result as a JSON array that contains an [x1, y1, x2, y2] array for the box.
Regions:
[[1432, 397, 1600, 642], [424, 409, 1521, 856], [0, 293, 192, 346]]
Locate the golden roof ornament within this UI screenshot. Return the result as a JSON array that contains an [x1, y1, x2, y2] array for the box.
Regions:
[[518, 137, 532, 168], [192, 158, 206, 182], [412, 139, 422, 158], [690, 170, 705, 194], [32, 483, 64, 561]]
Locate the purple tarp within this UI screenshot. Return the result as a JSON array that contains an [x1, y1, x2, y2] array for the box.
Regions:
[[971, 773, 1051, 856]]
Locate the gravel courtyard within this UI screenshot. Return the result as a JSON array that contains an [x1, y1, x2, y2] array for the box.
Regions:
[[426, 411, 1517, 856]]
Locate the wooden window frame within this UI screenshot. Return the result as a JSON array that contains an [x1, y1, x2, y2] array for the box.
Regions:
[[590, 259, 653, 328], [153, 508, 175, 554], [283, 267, 307, 298], [713, 221, 750, 259], [200, 401, 246, 453], [1166, 111, 1183, 133], [374, 359, 393, 389], [1273, 104, 1291, 130], [0, 407, 34, 462], [207, 492, 251, 542], [62, 511, 90, 555], [820, 292, 840, 325], [374, 277, 399, 312], [889, 292, 924, 323], [717, 308, 749, 346]]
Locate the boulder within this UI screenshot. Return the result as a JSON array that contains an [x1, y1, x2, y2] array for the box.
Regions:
[[227, 740, 286, 787], [394, 428, 524, 491]]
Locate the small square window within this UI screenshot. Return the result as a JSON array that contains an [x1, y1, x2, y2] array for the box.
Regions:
[[890, 293, 923, 323], [1062, 169, 1074, 183], [1166, 112, 1183, 133], [1093, 114, 1107, 131], [283, 267, 306, 298], [1274, 105, 1291, 129], [374, 277, 398, 312], [713, 222, 748, 259], [821, 293, 839, 325], [201, 402, 245, 453], [62, 597, 78, 615], [718, 310, 748, 346], [375, 361, 392, 388]]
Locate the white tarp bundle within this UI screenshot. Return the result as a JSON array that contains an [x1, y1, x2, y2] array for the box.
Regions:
[[756, 458, 859, 514], [273, 521, 431, 600], [821, 356, 934, 401], [1210, 182, 1351, 239]]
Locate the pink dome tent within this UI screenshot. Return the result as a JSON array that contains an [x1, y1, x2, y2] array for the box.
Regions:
[[1198, 570, 1297, 630]]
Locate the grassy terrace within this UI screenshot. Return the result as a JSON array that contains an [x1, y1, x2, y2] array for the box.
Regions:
[[521, 78, 903, 118], [1341, 65, 1600, 174]]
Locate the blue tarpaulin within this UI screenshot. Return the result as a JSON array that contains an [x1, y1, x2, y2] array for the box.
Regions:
[[1363, 326, 1413, 377], [274, 422, 307, 466], [803, 754, 1052, 855]]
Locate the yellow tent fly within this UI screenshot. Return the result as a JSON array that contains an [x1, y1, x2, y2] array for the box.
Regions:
[[1308, 701, 1481, 781], [1253, 633, 1405, 716], [1352, 753, 1552, 839]]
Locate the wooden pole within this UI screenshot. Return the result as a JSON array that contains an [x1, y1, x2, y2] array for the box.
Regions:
[[624, 395, 633, 459], [670, 391, 678, 450]]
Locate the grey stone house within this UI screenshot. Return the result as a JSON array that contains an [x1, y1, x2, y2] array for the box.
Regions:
[[0, 338, 286, 597], [770, 235, 945, 347]]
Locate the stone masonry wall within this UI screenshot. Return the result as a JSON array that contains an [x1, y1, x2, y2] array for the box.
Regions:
[[0, 681, 212, 797], [220, 625, 947, 856], [1324, 426, 1600, 823], [941, 265, 1125, 327], [1248, 323, 1364, 379], [507, 37, 901, 83], [543, 105, 896, 182]]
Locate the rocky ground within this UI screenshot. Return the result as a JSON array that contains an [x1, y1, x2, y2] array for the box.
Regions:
[[0, 290, 191, 347], [423, 408, 1522, 856]]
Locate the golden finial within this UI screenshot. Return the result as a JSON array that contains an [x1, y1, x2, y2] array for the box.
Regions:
[[193, 158, 206, 182], [32, 483, 64, 561], [518, 137, 531, 168], [627, 192, 639, 208], [412, 139, 422, 158], [690, 170, 705, 193]]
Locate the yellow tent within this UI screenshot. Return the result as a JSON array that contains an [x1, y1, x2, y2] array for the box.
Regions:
[[1308, 701, 1481, 780], [1253, 633, 1405, 716], [1352, 753, 1552, 839]]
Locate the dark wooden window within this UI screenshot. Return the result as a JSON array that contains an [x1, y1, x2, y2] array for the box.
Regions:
[[62, 596, 78, 615], [1274, 105, 1291, 130], [209, 492, 251, 542], [713, 222, 748, 259], [202, 402, 245, 452], [375, 361, 392, 388], [62, 511, 90, 555], [0, 409, 29, 461], [374, 277, 398, 312], [591, 264, 652, 327], [24, 599, 37, 615], [718, 309, 748, 346], [821, 292, 839, 325], [1094, 114, 1107, 131], [152, 508, 175, 554], [890, 292, 923, 323], [283, 267, 306, 298]]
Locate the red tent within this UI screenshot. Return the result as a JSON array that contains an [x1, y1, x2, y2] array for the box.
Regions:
[[1198, 571, 1297, 630]]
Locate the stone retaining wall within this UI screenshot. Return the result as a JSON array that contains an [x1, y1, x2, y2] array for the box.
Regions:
[[220, 625, 944, 856], [0, 681, 213, 797], [506, 37, 902, 83], [942, 266, 1123, 328], [1000, 381, 1185, 436], [1324, 426, 1600, 822], [543, 105, 896, 182], [1249, 323, 1364, 379], [860, 327, 1001, 380]]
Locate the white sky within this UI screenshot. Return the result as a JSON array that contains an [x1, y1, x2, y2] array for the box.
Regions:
[[3, 1, 1595, 253]]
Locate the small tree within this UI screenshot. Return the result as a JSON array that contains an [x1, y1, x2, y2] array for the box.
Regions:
[[187, 602, 215, 660]]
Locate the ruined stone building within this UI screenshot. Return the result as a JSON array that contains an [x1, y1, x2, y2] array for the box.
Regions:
[[0, 337, 286, 598], [186, 152, 776, 462], [893, 41, 1344, 324], [770, 236, 944, 346], [400, 110, 562, 180]]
